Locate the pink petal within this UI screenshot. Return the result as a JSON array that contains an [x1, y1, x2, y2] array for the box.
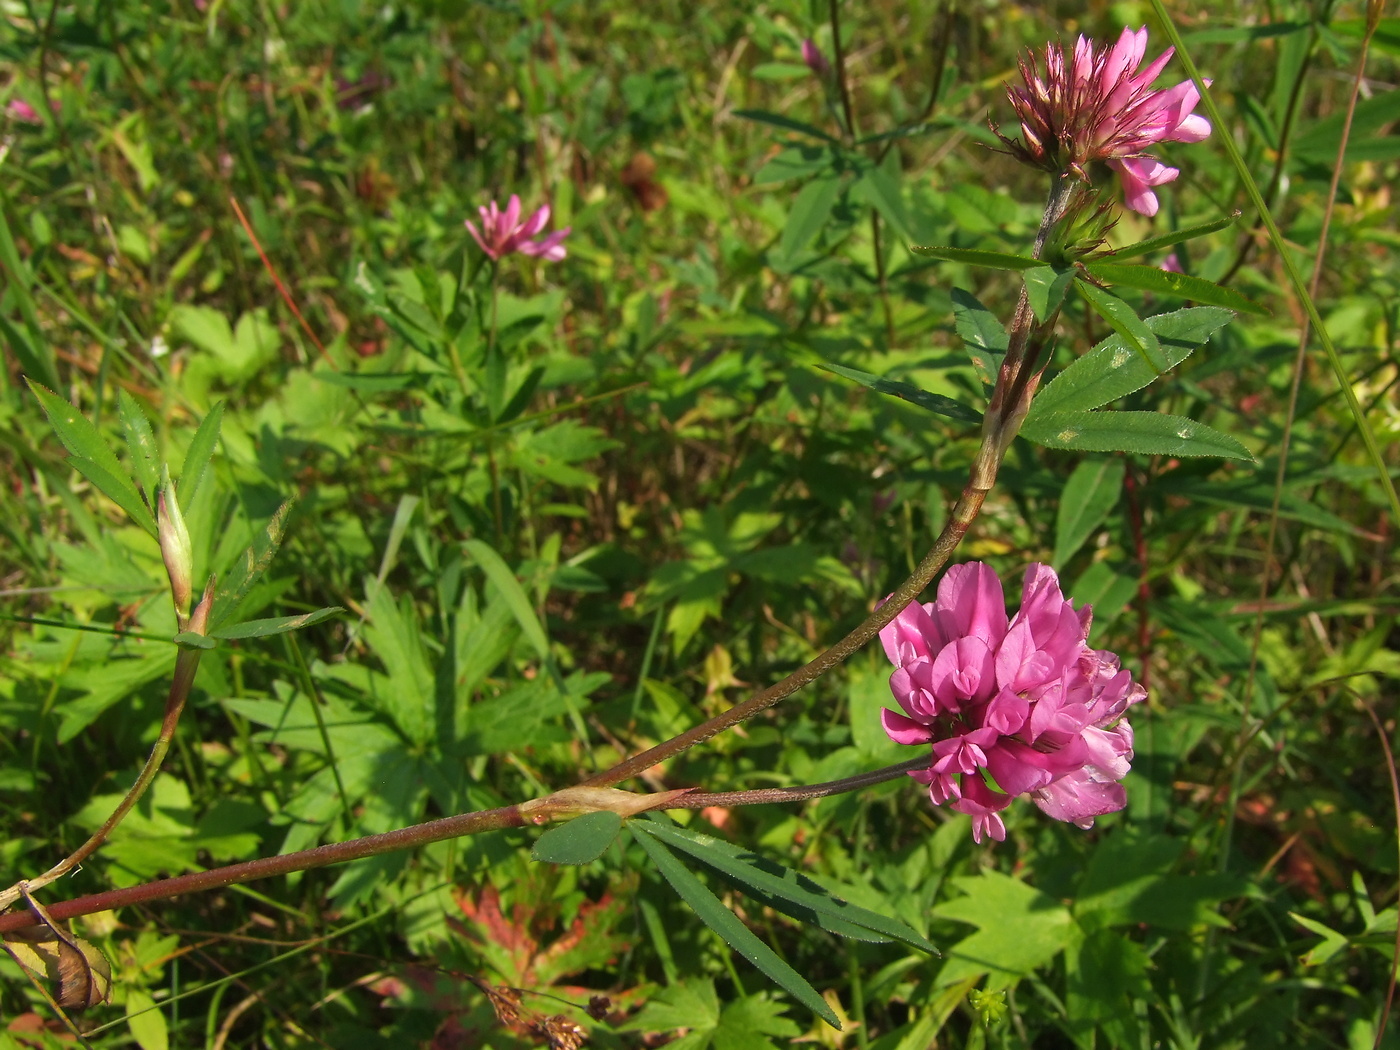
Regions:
[[882, 707, 935, 745], [464, 219, 497, 259], [934, 562, 1008, 649], [930, 635, 997, 707], [1031, 770, 1127, 828]]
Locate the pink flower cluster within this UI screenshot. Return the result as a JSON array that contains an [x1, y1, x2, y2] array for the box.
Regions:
[[1003, 26, 1211, 216], [880, 563, 1145, 843], [465, 195, 570, 262]]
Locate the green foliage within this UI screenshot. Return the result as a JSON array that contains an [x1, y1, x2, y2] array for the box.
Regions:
[[1, 1, 1397, 1047]]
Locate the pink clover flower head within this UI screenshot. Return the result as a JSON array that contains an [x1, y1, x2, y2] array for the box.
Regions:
[[880, 562, 1145, 843], [801, 39, 830, 79], [464, 195, 571, 262], [1001, 26, 1211, 216]]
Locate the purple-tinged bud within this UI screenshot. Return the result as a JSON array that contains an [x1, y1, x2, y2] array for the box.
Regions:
[[801, 39, 830, 78]]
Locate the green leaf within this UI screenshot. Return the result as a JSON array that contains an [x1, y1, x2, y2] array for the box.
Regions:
[[210, 500, 294, 631], [1291, 913, 1351, 965], [532, 811, 623, 865], [778, 173, 844, 260], [639, 823, 936, 952], [951, 288, 1008, 388], [1086, 262, 1268, 315], [0, 203, 57, 388], [463, 538, 551, 662], [173, 631, 218, 650], [1025, 265, 1075, 322], [631, 824, 841, 1027], [851, 160, 911, 240], [817, 362, 981, 423], [909, 245, 1041, 270], [28, 380, 156, 535], [68, 455, 158, 537], [933, 872, 1077, 990], [1021, 410, 1254, 460], [117, 390, 161, 504], [210, 607, 343, 640], [1027, 307, 1234, 416], [731, 109, 840, 145], [1053, 458, 1125, 568], [1107, 215, 1240, 261], [179, 401, 224, 503], [1076, 280, 1165, 371], [125, 989, 169, 1050]]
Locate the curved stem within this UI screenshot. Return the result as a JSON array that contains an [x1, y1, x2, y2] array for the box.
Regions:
[[660, 756, 929, 809], [581, 477, 989, 790], [0, 804, 528, 934], [0, 645, 202, 912]]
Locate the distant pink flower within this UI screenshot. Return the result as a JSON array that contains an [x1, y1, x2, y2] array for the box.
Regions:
[[465, 195, 570, 262], [1160, 252, 1184, 273], [801, 39, 830, 78], [7, 98, 42, 125], [1002, 26, 1211, 216], [880, 563, 1145, 843]]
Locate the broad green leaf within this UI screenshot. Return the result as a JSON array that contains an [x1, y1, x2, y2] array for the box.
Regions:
[[125, 989, 169, 1050], [778, 172, 844, 260], [1053, 458, 1125, 568], [1107, 215, 1240, 260], [951, 288, 1008, 388], [1027, 307, 1233, 416], [1291, 89, 1400, 163], [532, 811, 623, 865], [117, 390, 160, 503], [910, 245, 1041, 270], [731, 108, 840, 145], [640, 822, 936, 952], [1076, 280, 1164, 371], [28, 380, 156, 535], [1086, 262, 1267, 315], [463, 538, 551, 662], [753, 144, 837, 185], [314, 370, 438, 393], [1025, 265, 1075, 322], [631, 824, 841, 1027], [619, 978, 721, 1035], [210, 607, 343, 640], [933, 872, 1077, 990], [210, 500, 294, 631], [852, 160, 911, 239], [817, 362, 981, 423], [179, 401, 224, 503], [1020, 410, 1254, 460]]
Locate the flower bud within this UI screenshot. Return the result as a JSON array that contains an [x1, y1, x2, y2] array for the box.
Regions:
[[157, 471, 193, 619], [801, 39, 830, 78]]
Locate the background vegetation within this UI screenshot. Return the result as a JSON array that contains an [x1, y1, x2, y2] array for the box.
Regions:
[[1, 0, 1397, 1047]]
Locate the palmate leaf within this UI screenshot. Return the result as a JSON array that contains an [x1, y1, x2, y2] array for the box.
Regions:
[[631, 824, 841, 1028], [640, 822, 936, 953], [817, 362, 981, 423]]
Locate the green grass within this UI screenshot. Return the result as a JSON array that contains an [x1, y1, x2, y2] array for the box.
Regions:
[[2, 1, 1398, 1048]]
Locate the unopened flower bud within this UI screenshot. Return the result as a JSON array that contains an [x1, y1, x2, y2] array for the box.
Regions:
[[801, 39, 830, 78], [157, 473, 193, 619]]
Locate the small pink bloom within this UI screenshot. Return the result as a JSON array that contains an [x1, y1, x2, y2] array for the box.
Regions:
[[801, 39, 830, 78], [7, 98, 42, 125], [1160, 252, 1184, 273], [465, 195, 571, 262], [879, 562, 1146, 842], [1001, 26, 1211, 215]]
